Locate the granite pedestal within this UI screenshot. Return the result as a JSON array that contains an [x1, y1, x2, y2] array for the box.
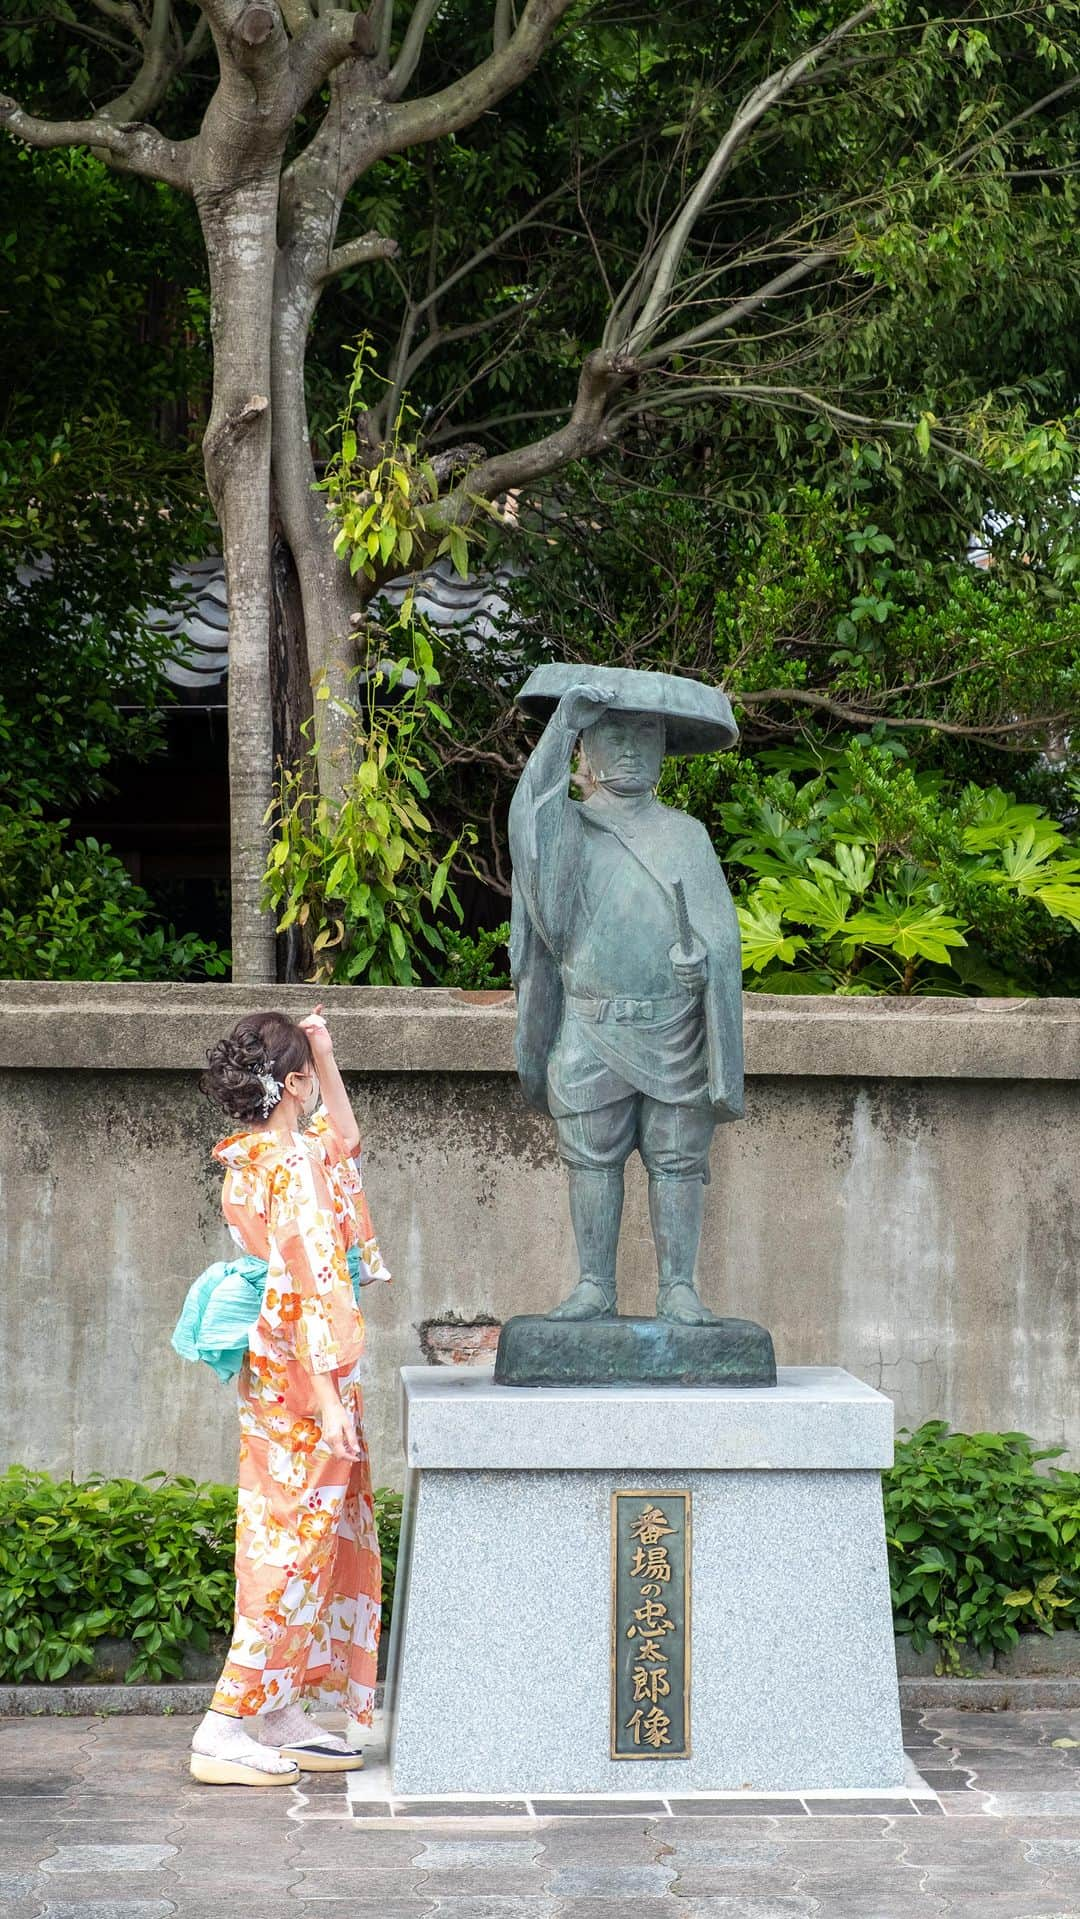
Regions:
[[386, 1365, 904, 1797]]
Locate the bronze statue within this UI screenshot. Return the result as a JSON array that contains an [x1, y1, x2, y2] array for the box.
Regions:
[[508, 666, 744, 1329]]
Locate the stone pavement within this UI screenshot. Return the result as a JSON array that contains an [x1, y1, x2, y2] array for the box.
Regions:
[[3, 1706, 1080, 1917]]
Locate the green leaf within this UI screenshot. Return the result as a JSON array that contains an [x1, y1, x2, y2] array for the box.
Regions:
[[1032, 881, 1080, 934], [841, 903, 968, 964], [448, 528, 469, 581], [736, 897, 809, 973], [775, 872, 856, 940]]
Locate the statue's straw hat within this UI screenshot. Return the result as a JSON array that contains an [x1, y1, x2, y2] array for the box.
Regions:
[[516, 663, 739, 755]]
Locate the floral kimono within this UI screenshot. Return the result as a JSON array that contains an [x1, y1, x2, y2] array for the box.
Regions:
[[208, 1110, 388, 1725]]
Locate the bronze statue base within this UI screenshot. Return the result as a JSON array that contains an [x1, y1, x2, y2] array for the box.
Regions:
[[493, 1313, 776, 1389]]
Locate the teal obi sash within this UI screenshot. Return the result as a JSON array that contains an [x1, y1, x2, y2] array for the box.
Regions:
[[171, 1245, 366, 1384]]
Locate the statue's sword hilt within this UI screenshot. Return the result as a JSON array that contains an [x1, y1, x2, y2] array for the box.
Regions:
[[673, 879, 694, 956]]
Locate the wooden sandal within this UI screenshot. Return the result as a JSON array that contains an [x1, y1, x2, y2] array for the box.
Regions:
[[276, 1739, 366, 1773], [189, 1752, 300, 1787]]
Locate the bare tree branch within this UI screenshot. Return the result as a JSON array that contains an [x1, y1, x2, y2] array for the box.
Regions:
[[620, 3, 879, 353], [418, 293, 548, 439], [374, 179, 574, 418], [73, 0, 196, 123], [57, 17, 133, 57], [431, 346, 631, 515], [635, 249, 838, 366], [87, 0, 142, 28], [954, 74, 1080, 171], [401, 294, 542, 390], [386, 0, 444, 97], [736, 685, 1067, 745], [426, 405, 565, 443], [403, 167, 598, 324], [99, 0, 181, 119], [319, 227, 400, 280], [380, 0, 575, 148], [609, 380, 986, 476], [376, 0, 395, 62], [361, 136, 642, 441], [288, 4, 377, 110], [279, 0, 317, 31], [493, 0, 513, 53], [182, 12, 212, 64], [0, 95, 195, 191]]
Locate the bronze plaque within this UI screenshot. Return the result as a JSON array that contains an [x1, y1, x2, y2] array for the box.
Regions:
[[610, 1489, 691, 1759]]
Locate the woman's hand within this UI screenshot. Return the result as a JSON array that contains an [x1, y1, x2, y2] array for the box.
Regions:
[[299, 1004, 335, 1064], [299, 1002, 361, 1154], [319, 1398, 362, 1462]]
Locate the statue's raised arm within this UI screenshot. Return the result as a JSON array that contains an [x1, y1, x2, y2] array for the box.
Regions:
[[508, 683, 618, 960]]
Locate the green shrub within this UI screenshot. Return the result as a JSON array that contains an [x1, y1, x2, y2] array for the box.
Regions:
[[439, 922, 511, 990], [0, 809, 228, 982], [663, 742, 1080, 997], [885, 1423, 1080, 1670], [6, 1439, 1080, 1686], [0, 1468, 403, 1685], [263, 618, 467, 987], [374, 1487, 403, 1628]]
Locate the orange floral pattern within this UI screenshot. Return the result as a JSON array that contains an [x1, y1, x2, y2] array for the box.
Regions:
[[208, 1110, 386, 1724]]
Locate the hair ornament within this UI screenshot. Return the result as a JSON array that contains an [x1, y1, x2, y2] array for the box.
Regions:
[[257, 1068, 283, 1118]]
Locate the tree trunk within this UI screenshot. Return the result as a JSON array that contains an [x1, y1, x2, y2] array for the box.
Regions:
[[269, 481, 313, 983], [270, 246, 366, 810], [199, 169, 281, 986], [269, 489, 311, 780]]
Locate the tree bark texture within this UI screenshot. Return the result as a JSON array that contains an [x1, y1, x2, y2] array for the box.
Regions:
[[270, 219, 368, 811], [269, 479, 314, 983], [198, 165, 281, 984]]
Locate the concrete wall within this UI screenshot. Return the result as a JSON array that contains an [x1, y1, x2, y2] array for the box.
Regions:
[[1, 984, 1078, 1488]]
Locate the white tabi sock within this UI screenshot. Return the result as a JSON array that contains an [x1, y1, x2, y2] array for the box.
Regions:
[[191, 1708, 296, 1774]]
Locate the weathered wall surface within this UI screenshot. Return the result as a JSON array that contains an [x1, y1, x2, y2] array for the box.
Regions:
[[1, 985, 1077, 1486]]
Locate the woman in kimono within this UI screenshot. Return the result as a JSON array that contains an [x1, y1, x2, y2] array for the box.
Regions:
[[189, 1007, 387, 1787]]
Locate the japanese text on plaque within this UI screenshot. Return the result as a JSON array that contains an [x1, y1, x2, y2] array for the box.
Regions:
[[611, 1491, 690, 1759]]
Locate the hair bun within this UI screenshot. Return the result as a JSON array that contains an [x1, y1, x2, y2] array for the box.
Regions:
[[200, 1011, 313, 1127], [201, 1033, 269, 1125]]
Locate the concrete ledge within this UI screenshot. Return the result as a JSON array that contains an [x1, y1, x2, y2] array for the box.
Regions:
[[0, 981, 1078, 1079], [401, 1365, 895, 1471], [0, 1682, 387, 1717], [4, 1675, 1079, 1718], [899, 1676, 1080, 1710]]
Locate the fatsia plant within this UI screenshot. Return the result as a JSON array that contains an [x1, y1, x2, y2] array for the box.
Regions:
[[691, 743, 1080, 995]]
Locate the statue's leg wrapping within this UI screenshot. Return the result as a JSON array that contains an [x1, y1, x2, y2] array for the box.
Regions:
[[640, 1100, 718, 1324], [566, 1169, 625, 1308], [548, 1099, 636, 1319], [648, 1170, 705, 1289]]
